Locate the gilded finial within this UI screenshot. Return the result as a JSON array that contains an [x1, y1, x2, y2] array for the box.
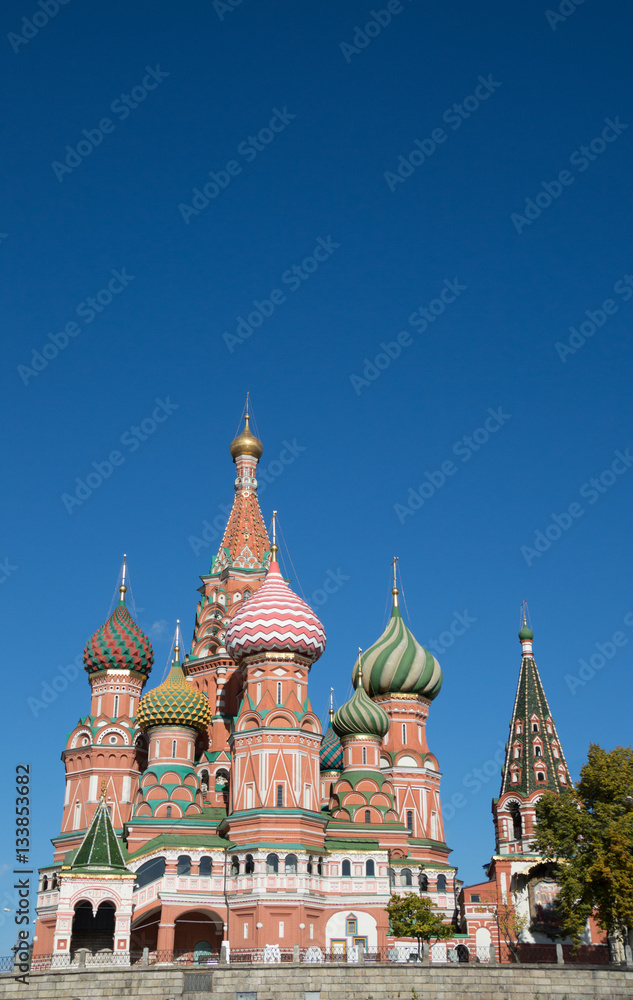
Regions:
[[271, 510, 278, 559], [174, 619, 181, 660], [391, 555, 399, 605], [329, 687, 334, 720], [100, 779, 107, 801], [357, 647, 363, 684], [229, 395, 263, 461], [119, 553, 127, 600]]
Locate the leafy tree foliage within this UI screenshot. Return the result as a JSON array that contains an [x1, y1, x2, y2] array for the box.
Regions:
[[386, 893, 452, 956], [532, 744, 633, 958]]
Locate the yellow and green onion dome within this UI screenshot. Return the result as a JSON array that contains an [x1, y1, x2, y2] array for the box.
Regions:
[[136, 652, 211, 733], [333, 670, 390, 740], [352, 588, 442, 700], [83, 585, 154, 677]]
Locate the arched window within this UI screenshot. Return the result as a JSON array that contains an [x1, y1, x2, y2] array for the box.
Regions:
[[199, 856, 212, 877], [42, 876, 48, 891], [401, 868, 412, 887], [418, 872, 428, 891], [317, 857, 323, 876], [513, 747, 521, 759], [406, 810, 414, 832], [231, 855, 240, 875], [537, 771, 546, 782], [341, 859, 351, 877], [244, 589, 251, 600], [307, 855, 313, 875], [171, 740, 177, 758], [532, 721, 539, 733], [509, 803, 522, 840], [177, 855, 191, 876], [276, 784, 283, 807], [113, 695, 119, 717], [437, 874, 447, 892], [276, 681, 282, 705], [362, 746, 367, 765], [366, 859, 375, 877], [402, 723, 406, 744], [285, 854, 298, 874], [515, 722, 522, 735], [200, 769, 209, 790], [245, 854, 255, 874], [534, 745, 542, 756], [266, 853, 278, 874], [364, 809, 371, 823]]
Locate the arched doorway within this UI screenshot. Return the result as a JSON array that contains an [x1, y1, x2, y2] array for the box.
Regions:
[[130, 906, 161, 954], [70, 899, 116, 957], [174, 909, 224, 961]]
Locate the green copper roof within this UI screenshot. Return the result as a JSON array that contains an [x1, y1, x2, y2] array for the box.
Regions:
[[353, 591, 442, 699], [333, 676, 389, 739], [69, 797, 129, 874], [137, 657, 212, 733], [518, 624, 534, 640], [500, 630, 572, 799]]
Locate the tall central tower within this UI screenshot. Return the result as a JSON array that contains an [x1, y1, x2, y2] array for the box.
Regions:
[[186, 410, 271, 778]]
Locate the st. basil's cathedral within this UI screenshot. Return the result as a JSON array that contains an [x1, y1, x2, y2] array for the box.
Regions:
[[32, 410, 601, 964]]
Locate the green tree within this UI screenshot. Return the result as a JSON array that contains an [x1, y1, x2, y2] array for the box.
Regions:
[[532, 744, 633, 962], [386, 893, 452, 958]]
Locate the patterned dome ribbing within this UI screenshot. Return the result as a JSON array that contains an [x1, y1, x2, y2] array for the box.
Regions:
[[320, 722, 344, 771], [136, 657, 211, 733], [333, 676, 390, 740], [226, 560, 326, 663], [353, 589, 442, 700], [83, 588, 154, 677]]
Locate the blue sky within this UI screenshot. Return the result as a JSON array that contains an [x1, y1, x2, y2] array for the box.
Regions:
[[2, 0, 633, 952]]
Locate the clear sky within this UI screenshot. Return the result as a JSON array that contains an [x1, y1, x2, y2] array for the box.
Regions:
[[1, 0, 632, 954]]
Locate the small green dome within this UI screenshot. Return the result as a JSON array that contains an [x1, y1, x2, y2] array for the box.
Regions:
[[136, 657, 211, 734], [333, 677, 389, 740], [519, 624, 534, 641]]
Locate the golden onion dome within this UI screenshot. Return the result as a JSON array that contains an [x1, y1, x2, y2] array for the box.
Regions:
[[229, 413, 263, 461]]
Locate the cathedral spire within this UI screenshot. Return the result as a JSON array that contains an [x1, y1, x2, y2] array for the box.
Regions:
[[500, 613, 572, 800], [212, 402, 270, 572]]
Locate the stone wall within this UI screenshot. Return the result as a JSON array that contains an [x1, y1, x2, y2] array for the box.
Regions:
[[1, 962, 632, 1000]]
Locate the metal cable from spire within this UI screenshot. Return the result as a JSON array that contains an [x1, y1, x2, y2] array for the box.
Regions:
[[276, 515, 307, 601]]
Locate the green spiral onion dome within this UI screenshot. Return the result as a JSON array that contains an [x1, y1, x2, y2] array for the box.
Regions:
[[83, 586, 154, 677], [333, 675, 390, 740], [136, 654, 211, 733], [352, 588, 442, 700], [320, 721, 344, 771]]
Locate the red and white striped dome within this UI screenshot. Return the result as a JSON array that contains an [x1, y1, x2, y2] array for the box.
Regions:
[[225, 561, 326, 663]]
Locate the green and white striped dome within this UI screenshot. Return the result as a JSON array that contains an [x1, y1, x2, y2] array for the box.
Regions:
[[333, 676, 390, 740], [352, 588, 442, 699]]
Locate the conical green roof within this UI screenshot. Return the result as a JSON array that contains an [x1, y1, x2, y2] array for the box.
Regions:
[[137, 656, 211, 733], [353, 590, 442, 699], [69, 796, 129, 875], [333, 675, 389, 739]]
